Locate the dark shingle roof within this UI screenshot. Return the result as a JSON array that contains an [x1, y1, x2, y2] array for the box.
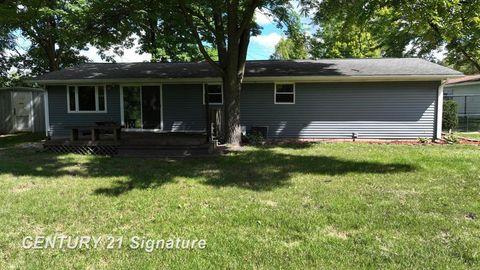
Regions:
[[31, 58, 462, 82]]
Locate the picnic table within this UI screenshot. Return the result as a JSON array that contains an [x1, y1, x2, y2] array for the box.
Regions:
[[67, 124, 122, 142]]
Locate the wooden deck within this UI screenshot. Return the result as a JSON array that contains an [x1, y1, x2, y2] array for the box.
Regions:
[[44, 132, 216, 157]]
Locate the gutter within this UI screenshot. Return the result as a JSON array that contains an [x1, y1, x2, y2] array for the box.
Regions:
[[26, 74, 464, 85]]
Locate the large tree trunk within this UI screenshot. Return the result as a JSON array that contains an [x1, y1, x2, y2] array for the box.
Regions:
[[223, 71, 242, 146]]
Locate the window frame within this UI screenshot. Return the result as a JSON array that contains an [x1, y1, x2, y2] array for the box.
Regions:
[[67, 85, 108, 113], [274, 82, 295, 104], [203, 83, 224, 105]]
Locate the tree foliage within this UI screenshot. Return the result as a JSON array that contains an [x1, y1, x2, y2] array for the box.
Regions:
[[310, 20, 381, 59], [270, 11, 308, 60], [311, 0, 480, 73], [0, 0, 90, 75]]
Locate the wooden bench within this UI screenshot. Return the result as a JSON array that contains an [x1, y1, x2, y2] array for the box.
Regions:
[[67, 125, 122, 142]]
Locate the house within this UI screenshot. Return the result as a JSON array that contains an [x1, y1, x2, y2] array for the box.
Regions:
[[444, 75, 480, 131], [0, 87, 46, 134], [29, 58, 462, 141]]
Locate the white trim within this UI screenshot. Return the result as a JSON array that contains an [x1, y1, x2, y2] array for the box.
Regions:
[[10, 91, 14, 131], [30, 91, 34, 132], [274, 82, 295, 104], [43, 88, 50, 137], [203, 83, 224, 105], [436, 80, 445, 139], [28, 74, 464, 85], [66, 85, 108, 113], [160, 84, 164, 131]]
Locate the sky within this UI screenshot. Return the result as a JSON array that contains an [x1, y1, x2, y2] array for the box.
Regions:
[[80, 9, 299, 63]]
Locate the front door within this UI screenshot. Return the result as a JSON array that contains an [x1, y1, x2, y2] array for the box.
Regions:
[[12, 92, 32, 132]]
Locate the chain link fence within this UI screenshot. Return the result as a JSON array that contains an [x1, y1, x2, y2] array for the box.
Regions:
[[444, 95, 480, 132]]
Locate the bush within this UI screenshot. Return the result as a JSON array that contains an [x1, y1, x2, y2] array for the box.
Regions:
[[242, 133, 265, 145], [444, 133, 459, 144], [418, 137, 430, 144], [443, 100, 458, 132]]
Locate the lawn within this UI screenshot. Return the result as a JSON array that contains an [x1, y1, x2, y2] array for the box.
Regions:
[[457, 132, 480, 140], [0, 135, 479, 269]]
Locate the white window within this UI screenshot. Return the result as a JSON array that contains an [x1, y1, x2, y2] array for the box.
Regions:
[[275, 83, 295, 104], [67, 85, 107, 113], [203, 84, 223, 105]]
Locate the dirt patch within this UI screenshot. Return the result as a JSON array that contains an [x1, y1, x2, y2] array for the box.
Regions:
[[323, 226, 350, 240], [11, 182, 36, 193]]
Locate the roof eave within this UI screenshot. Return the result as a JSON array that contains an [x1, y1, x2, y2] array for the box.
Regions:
[[27, 74, 463, 85]]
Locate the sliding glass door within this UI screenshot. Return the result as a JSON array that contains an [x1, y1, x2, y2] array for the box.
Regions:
[[122, 86, 162, 130]]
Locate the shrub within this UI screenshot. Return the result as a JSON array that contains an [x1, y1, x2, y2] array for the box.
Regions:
[[418, 137, 430, 144], [444, 133, 459, 144], [242, 133, 265, 145], [443, 100, 458, 133]]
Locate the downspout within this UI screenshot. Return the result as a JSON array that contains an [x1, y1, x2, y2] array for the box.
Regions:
[[435, 80, 446, 140]]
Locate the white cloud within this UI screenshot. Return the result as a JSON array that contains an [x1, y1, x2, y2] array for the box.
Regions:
[[255, 9, 273, 26], [251, 32, 283, 50]]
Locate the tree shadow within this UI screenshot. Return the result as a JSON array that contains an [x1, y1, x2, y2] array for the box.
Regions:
[[0, 147, 416, 197]]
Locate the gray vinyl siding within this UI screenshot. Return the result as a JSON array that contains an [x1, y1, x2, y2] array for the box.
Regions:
[[47, 85, 121, 137], [240, 82, 439, 139], [0, 91, 13, 134], [45, 81, 439, 139], [162, 84, 206, 132], [32, 91, 46, 133]]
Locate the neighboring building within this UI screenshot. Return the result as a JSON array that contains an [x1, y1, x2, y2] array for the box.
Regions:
[[29, 58, 462, 140], [0, 87, 46, 134], [445, 74, 480, 115], [445, 75, 480, 131]]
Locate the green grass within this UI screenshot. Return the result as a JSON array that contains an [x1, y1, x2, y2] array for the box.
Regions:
[[0, 139, 479, 269], [457, 132, 480, 140]]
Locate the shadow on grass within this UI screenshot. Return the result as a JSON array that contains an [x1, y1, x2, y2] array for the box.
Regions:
[[0, 133, 45, 148], [0, 146, 416, 196]]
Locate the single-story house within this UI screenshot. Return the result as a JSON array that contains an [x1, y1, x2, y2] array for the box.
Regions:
[[0, 87, 46, 134], [29, 58, 462, 140], [444, 74, 480, 131]]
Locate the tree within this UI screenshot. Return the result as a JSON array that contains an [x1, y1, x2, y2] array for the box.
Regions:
[[443, 100, 458, 132], [174, 0, 293, 145], [270, 11, 308, 60], [310, 20, 381, 59], [0, 0, 89, 76], [311, 0, 480, 73], [271, 38, 308, 60]]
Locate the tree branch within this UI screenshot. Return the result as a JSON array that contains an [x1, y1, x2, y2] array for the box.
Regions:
[[428, 21, 480, 72], [179, 1, 224, 75], [182, 6, 216, 34], [213, 4, 227, 67], [237, 0, 260, 38]]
